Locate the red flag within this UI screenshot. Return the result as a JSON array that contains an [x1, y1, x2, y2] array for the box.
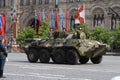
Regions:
[[75, 4, 85, 24], [65, 11, 69, 33], [36, 11, 42, 34], [55, 10, 59, 30], [38, 11, 42, 26], [1, 14, 5, 35], [1, 13, 6, 43], [46, 12, 49, 22]]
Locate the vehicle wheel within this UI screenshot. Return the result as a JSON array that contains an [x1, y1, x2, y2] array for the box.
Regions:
[[79, 56, 89, 64], [27, 49, 38, 63], [66, 50, 78, 65], [52, 49, 65, 64], [90, 55, 103, 64], [39, 49, 50, 63]]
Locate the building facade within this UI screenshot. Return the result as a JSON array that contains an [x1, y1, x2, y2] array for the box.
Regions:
[[0, 0, 120, 39]]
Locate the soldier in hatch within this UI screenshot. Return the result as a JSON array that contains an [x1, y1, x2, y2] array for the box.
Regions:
[[75, 25, 86, 39]]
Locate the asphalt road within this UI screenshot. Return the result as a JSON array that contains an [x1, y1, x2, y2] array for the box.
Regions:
[[2, 53, 120, 80]]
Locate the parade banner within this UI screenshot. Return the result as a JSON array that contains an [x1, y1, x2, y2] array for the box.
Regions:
[[42, 9, 46, 20], [46, 12, 49, 22], [75, 4, 85, 24], [51, 10, 55, 29], [0, 13, 6, 43], [59, 8, 64, 31], [65, 11, 69, 33], [34, 10, 38, 34], [0, 15, 2, 33], [55, 10, 59, 30], [38, 11, 42, 26]]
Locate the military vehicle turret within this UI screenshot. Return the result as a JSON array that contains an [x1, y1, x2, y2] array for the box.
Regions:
[[23, 31, 107, 65]]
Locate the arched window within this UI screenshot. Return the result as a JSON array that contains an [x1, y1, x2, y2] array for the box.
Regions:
[[32, 0, 36, 5], [39, 0, 42, 4], [93, 14, 104, 27], [11, 0, 14, 6], [0, 0, 6, 7], [70, 0, 74, 2], [3, 0, 5, 7], [26, 0, 30, 5], [76, 0, 80, 2], [20, 0, 24, 6], [45, 0, 49, 4], [55, 0, 58, 8], [111, 14, 120, 30], [0, 0, 2, 7], [70, 15, 75, 28]]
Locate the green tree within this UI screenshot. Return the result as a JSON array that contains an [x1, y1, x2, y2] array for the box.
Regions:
[[81, 24, 90, 38], [112, 25, 120, 46], [37, 20, 50, 38], [91, 26, 112, 44], [17, 20, 50, 44], [17, 26, 35, 44], [70, 24, 90, 38]]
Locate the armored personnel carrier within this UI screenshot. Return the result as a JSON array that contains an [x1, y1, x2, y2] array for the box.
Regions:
[[23, 31, 107, 64]]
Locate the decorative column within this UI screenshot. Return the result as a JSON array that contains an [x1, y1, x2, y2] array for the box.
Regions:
[[86, 15, 92, 29], [104, 14, 111, 30]]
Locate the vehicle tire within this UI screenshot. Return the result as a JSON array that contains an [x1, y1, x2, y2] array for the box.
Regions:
[[66, 50, 78, 65], [79, 56, 89, 64], [39, 49, 50, 63], [52, 49, 65, 64], [27, 49, 38, 63], [90, 55, 103, 64]]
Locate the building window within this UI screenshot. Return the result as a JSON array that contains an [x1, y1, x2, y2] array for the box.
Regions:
[[26, 0, 30, 5], [20, 0, 24, 6], [0, 0, 2, 7], [11, 0, 14, 6], [111, 14, 120, 30], [45, 0, 49, 4], [93, 14, 104, 27], [32, 0, 36, 5], [0, 0, 6, 7], [70, 15, 75, 28], [76, 0, 80, 2], [3, 0, 5, 7], [70, 0, 74, 2], [55, 0, 58, 8], [39, 0, 42, 4]]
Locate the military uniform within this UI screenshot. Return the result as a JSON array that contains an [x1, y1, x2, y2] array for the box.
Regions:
[[0, 36, 8, 78], [75, 26, 86, 39]]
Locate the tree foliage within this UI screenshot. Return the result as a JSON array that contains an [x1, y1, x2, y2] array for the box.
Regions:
[[17, 20, 50, 44], [112, 25, 120, 46], [37, 20, 50, 38], [17, 21, 120, 47], [91, 26, 112, 44], [70, 24, 90, 38], [17, 26, 35, 44], [81, 24, 91, 38]]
